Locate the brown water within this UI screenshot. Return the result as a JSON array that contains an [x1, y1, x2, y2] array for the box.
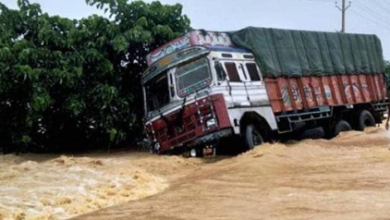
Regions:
[[0, 154, 171, 220], [2, 127, 390, 220]]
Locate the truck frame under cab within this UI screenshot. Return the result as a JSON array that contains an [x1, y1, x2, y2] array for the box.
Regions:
[[142, 29, 388, 156]]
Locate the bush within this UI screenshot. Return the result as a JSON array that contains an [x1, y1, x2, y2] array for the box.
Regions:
[[0, 0, 190, 153]]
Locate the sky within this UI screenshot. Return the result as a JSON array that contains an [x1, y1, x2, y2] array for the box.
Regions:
[[2, 0, 390, 59]]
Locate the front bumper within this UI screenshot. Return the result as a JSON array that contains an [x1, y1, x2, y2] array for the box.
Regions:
[[185, 128, 233, 149], [156, 128, 234, 154]]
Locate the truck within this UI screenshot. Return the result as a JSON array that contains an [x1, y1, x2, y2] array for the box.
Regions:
[[142, 27, 388, 157]]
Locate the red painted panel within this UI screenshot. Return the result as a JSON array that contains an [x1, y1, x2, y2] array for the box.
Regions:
[[148, 94, 231, 153], [301, 77, 316, 108], [367, 75, 378, 101], [288, 78, 303, 110], [311, 77, 325, 106], [341, 75, 353, 104], [329, 75, 343, 105], [264, 78, 283, 113], [213, 95, 231, 128], [374, 75, 380, 99], [278, 78, 293, 111], [359, 75, 370, 102], [374, 74, 385, 101], [266, 73, 386, 114], [380, 74, 387, 100], [321, 76, 334, 105], [351, 75, 363, 103]]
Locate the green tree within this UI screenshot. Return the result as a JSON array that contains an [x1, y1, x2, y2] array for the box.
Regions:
[[0, 0, 190, 153], [385, 60, 390, 73], [384, 60, 390, 93]]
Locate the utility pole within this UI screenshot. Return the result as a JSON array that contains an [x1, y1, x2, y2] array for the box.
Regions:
[[336, 0, 351, 33]]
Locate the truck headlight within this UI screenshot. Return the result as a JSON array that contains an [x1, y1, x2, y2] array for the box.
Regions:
[[206, 118, 217, 128], [190, 148, 197, 157]]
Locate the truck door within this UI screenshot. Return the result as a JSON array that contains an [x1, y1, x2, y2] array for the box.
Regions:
[[221, 61, 266, 107]]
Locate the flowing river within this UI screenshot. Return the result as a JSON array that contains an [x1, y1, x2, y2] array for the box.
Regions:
[[1, 126, 390, 220]]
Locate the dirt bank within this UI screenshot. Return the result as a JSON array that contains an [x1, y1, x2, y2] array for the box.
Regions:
[[1, 127, 390, 220]]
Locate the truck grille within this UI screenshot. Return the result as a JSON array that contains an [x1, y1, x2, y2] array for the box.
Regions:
[[170, 132, 196, 146]]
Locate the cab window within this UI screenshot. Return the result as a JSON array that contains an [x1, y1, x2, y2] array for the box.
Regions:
[[224, 62, 241, 82], [176, 58, 211, 97], [246, 63, 261, 81], [145, 72, 170, 112]]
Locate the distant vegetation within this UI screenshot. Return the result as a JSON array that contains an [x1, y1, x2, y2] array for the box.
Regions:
[[385, 60, 390, 73], [0, 0, 190, 153], [385, 60, 390, 93]]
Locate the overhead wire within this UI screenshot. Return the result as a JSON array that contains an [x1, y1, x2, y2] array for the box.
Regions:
[[289, 0, 390, 32], [259, 0, 390, 32], [350, 9, 390, 32], [274, 0, 334, 3], [354, 0, 390, 25], [353, 0, 390, 30], [369, 0, 390, 15]]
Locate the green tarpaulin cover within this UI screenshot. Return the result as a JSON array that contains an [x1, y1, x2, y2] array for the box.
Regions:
[[229, 27, 385, 78]]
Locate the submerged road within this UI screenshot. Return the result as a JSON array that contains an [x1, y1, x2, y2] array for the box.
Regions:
[[73, 127, 390, 220]]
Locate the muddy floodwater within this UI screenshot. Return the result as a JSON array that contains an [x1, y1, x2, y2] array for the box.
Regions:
[[1, 127, 390, 220]]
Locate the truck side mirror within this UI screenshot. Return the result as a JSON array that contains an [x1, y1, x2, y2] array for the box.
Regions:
[[215, 61, 227, 81]]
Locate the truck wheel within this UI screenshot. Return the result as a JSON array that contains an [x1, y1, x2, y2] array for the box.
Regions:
[[300, 127, 325, 140], [324, 120, 351, 139], [244, 124, 264, 150], [355, 110, 375, 131], [334, 120, 352, 137]]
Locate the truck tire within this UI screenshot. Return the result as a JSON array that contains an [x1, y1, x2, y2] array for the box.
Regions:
[[324, 120, 351, 139], [355, 110, 375, 131], [244, 124, 264, 150], [333, 120, 352, 137], [300, 127, 325, 140]]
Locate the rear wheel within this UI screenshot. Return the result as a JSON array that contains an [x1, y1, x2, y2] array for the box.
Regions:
[[355, 110, 375, 131], [300, 127, 325, 140], [324, 120, 352, 139], [244, 124, 264, 150]]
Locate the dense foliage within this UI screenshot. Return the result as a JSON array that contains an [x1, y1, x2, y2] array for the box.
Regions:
[[385, 60, 390, 93], [0, 0, 190, 153], [385, 60, 390, 73]]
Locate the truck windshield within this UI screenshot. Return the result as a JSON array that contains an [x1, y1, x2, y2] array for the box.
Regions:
[[145, 72, 170, 112], [176, 58, 211, 97]]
